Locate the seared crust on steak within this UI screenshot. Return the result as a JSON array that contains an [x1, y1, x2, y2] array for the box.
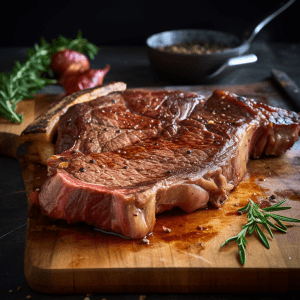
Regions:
[[33, 89, 300, 239], [17, 82, 127, 164]]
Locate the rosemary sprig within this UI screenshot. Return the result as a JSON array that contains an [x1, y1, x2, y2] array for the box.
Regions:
[[0, 31, 98, 123], [220, 199, 300, 265]]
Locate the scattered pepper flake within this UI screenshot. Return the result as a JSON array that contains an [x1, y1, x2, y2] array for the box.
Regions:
[[162, 226, 171, 233]]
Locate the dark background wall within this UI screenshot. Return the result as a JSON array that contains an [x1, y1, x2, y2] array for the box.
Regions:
[[1, 0, 299, 47]]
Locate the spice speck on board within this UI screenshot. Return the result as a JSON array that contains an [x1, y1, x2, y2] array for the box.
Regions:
[[162, 226, 171, 233]]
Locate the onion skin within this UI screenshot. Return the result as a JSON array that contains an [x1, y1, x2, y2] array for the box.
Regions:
[[58, 63, 89, 85], [63, 65, 111, 95], [50, 49, 90, 78]]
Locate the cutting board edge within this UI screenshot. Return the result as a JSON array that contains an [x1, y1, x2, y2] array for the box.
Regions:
[[24, 261, 300, 294]]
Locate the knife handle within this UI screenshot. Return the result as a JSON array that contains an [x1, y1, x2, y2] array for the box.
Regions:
[[271, 69, 300, 112]]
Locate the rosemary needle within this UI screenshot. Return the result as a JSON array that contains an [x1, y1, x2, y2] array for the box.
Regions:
[[0, 31, 98, 123], [220, 199, 300, 265]]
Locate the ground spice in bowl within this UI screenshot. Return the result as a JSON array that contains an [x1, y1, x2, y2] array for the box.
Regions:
[[158, 42, 230, 55]]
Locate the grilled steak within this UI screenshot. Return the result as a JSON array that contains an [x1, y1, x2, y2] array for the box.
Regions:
[[30, 89, 300, 239]]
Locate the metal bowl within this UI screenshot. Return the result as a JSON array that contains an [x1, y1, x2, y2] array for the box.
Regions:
[[146, 29, 249, 84]]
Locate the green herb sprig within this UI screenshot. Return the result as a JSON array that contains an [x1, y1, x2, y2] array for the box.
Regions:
[[220, 199, 300, 265], [0, 31, 98, 123]]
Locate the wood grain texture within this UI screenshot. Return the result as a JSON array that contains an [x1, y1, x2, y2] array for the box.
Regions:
[[1, 81, 299, 293], [0, 95, 60, 160]]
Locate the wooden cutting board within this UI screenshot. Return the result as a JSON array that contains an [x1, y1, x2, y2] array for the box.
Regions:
[[1, 81, 300, 294]]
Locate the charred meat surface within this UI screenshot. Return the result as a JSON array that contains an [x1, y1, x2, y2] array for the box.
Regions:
[[32, 89, 300, 239]]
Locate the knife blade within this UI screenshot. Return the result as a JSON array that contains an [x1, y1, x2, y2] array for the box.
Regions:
[[271, 69, 300, 111]]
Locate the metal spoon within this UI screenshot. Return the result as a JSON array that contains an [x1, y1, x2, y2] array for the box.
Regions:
[[204, 0, 294, 80], [242, 0, 295, 49]]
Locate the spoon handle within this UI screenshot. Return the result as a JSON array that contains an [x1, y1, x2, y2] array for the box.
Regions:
[[245, 0, 295, 45], [205, 54, 257, 80], [227, 54, 258, 67]]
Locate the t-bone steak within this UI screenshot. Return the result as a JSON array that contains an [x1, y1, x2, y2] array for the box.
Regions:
[[30, 89, 300, 239]]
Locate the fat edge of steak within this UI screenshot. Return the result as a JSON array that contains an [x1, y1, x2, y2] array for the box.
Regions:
[[30, 90, 300, 239]]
